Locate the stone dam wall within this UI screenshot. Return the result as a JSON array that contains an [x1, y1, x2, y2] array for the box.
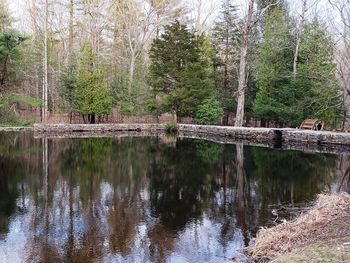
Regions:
[[31, 123, 350, 149]]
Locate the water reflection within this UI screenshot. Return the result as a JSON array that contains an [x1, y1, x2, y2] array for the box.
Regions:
[[0, 132, 348, 262]]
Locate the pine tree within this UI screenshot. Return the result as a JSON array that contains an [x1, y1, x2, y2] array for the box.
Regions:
[[149, 21, 215, 118], [59, 64, 77, 123], [75, 43, 112, 124], [0, 31, 26, 88], [0, 2, 26, 89], [212, 0, 239, 124], [253, 7, 303, 126], [298, 20, 342, 126], [195, 97, 224, 125]]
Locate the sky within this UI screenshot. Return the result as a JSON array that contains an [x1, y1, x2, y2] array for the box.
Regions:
[[5, 0, 342, 34]]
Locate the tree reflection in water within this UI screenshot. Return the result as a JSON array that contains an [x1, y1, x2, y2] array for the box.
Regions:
[[0, 132, 348, 263]]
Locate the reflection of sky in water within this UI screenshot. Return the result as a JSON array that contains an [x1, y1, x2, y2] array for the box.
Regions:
[[0, 216, 28, 263], [0, 209, 247, 263], [0, 132, 348, 262]]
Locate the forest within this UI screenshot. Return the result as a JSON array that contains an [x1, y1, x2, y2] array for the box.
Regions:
[[0, 0, 349, 128]]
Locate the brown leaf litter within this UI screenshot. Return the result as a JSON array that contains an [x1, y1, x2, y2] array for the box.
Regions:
[[247, 193, 350, 262]]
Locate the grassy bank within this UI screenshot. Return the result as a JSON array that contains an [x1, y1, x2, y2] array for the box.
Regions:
[[247, 193, 350, 262]]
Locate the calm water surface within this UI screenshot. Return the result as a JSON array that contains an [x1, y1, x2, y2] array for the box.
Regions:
[[0, 131, 349, 263]]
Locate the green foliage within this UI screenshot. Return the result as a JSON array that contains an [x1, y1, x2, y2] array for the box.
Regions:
[[195, 140, 224, 165], [297, 20, 342, 125], [195, 97, 224, 125], [9, 94, 41, 107], [149, 21, 215, 118], [212, 0, 239, 115], [59, 64, 77, 112], [60, 138, 112, 204], [0, 94, 41, 126], [110, 68, 152, 115], [253, 8, 297, 125], [145, 97, 166, 117], [75, 43, 112, 122], [164, 121, 178, 134], [254, 10, 342, 127], [0, 31, 26, 87]]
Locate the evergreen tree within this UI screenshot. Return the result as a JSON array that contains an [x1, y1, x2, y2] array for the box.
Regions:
[[75, 43, 112, 124], [253, 7, 302, 126], [254, 10, 342, 127], [0, 2, 26, 89], [195, 97, 224, 125], [0, 31, 26, 88], [59, 64, 77, 123], [212, 0, 239, 124], [149, 21, 215, 119], [297, 20, 342, 126]]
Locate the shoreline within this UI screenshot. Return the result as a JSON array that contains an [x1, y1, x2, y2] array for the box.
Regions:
[[0, 126, 33, 132], [2, 123, 350, 154], [33, 123, 350, 151], [247, 193, 350, 262]]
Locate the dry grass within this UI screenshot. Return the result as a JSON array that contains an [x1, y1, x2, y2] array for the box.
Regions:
[[247, 193, 350, 262]]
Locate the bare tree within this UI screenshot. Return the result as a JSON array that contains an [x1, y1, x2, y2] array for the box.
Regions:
[[234, 0, 280, 127], [328, 0, 350, 128], [293, 0, 319, 77], [149, 0, 185, 37], [42, 0, 49, 123], [189, 0, 217, 33], [234, 0, 255, 127], [293, 0, 307, 77], [68, 0, 74, 61]]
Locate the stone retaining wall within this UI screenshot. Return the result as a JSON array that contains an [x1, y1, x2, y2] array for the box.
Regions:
[[281, 129, 350, 145], [179, 124, 350, 146], [0, 127, 33, 132], [178, 124, 284, 143], [34, 123, 165, 133], [33, 123, 350, 148]]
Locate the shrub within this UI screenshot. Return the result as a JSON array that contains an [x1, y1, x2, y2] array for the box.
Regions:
[[195, 97, 224, 125], [164, 121, 178, 134]]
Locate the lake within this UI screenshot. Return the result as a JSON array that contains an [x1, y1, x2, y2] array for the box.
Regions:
[[0, 131, 349, 263]]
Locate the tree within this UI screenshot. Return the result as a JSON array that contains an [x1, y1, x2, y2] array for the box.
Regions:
[[149, 21, 215, 119], [328, 0, 350, 129], [298, 20, 342, 125], [293, 0, 307, 77], [148, 0, 185, 37], [0, 31, 26, 88], [0, 1, 11, 32], [195, 97, 224, 125], [234, 0, 255, 127], [234, 0, 280, 127], [75, 43, 112, 124], [42, 0, 48, 123], [253, 7, 301, 126], [212, 0, 239, 124], [254, 12, 342, 127], [59, 64, 77, 123]]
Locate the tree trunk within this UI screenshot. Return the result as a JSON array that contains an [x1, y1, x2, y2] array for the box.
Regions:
[[224, 22, 229, 90], [90, 114, 95, 124], [234, 0, 254, 127], [42, 0, 49, 123], [68, 0, 74, 61], [293, 0, 307, 77], [235, 34, 249, 127], [1, 55, 8, 86], [128, 53, 136, 93]]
